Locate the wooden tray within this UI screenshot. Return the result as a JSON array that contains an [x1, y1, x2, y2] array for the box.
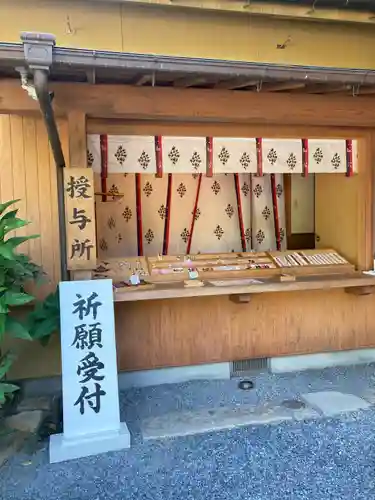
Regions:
[[269, 249, 355, 276], [147, 252, 279, 283], [93, 257, 150, 281]]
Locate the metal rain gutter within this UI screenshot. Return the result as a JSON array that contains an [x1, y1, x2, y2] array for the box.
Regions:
[[20, 34, 69, 282], [1, 42, 375, 86], [32, 69, 69, 282], [50, 47, 375, 86]]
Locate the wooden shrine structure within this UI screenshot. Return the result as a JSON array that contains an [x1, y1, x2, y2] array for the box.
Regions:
[[1, 29, 375, 377]]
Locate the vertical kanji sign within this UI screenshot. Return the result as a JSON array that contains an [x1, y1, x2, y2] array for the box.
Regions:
[[49, 279, 130, 463], [64, 168, 96, 270]]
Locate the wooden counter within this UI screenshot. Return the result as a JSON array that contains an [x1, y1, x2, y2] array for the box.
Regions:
[[111, 271, 375, 372], [114, 273, 375, 302]]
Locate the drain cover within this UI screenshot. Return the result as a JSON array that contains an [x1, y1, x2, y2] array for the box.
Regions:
[[238, 380, 254, 391], [281, 399, 306, 410]]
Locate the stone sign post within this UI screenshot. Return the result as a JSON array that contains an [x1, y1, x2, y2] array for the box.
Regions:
[[49, 279, 130, 463]]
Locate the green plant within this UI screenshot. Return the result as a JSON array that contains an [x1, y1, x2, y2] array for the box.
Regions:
[[26, 289, 60, 346], [0, 199, 59, 405]]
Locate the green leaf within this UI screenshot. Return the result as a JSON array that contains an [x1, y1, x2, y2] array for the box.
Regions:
[[45, 291, 59, 309], [29, 316, 59, 339], [4, 291, 34, 306], [39, 336, 51, 347], [0, 298, 9, 314], [0, 382, 19, 405], [3, 218, 29, 235], [1, 209, 18, 221], [0, 199, 20, 215], [0, 314, 6, 341], [0, 383, 19, 393], [5, 234, 39, 249], [6, 316, 32, 340], [0, 243, 14, 260], [0, 352, 16, 379]]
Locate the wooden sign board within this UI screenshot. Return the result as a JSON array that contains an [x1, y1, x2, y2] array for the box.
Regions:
[[49, 279, 130, 463], [64, 168, 97, 270]]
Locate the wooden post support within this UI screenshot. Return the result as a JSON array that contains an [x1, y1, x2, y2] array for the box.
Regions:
[[68, 111, 87, 169], [67, 111, 94, 280], [344, 285, 375, 296], [230, 294, 252, 304], [64, 168, 97, 273]]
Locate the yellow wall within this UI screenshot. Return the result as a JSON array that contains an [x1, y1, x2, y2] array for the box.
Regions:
[[1, 1, 375, 69], [291, 175, 315, 234]]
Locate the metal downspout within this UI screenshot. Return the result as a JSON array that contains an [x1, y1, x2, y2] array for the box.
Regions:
[[32, 69, 68, 282], [21, 32, 69, 282]]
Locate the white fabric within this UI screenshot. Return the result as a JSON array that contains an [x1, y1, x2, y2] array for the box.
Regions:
[[87, 135, 101, 173], [262, 139, 303, 174], [95, 172, 285, 258], [190, 174, 252, 253], [87, 135, 357, 175], [308, 139, 347, 174], [251, 174, 286, 251], [96, 174, 138, 259], [87, 135, 157, 174], [212, 138, 257, 174], [162, 137, 206, 174]]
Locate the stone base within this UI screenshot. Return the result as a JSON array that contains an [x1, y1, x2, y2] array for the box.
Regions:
[[49, 423, 131, 463], [118, 362, 230, 389], [269, 348, 375, 374], [141, 403, 318, 441]]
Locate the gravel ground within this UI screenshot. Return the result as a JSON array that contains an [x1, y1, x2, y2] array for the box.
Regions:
[[121, 363, 375, 441], [1, 364, 375, 500], [1, 410, 375, 500]]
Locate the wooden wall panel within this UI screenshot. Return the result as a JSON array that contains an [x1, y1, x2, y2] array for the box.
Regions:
[[0, 114, 67, 292], [0, 116, 13, 212], [24, 118, 42, 266], [115, 291, 375, 371]]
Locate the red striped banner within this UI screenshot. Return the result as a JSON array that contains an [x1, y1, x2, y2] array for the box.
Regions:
[[99, 134, 108, 202], [270, 174, 281, 251], [234, 173, 247, 252], [249, 174, 253, 249], [302, 138, 308, 177], [206, 137, 213, 177], [256, 138, 263, 176], [187, 174, 202, 254], [346, 139, 353, 177], [163, 174, 173, 255], [135, 174, 143, 256], [155, 135, 163, 178]]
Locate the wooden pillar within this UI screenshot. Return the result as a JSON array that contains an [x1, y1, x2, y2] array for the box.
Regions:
[[67, 111, 94, 280], [68, 111, 87, 168]]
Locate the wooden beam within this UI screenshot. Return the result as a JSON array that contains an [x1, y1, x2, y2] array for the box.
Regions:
[[3, 79, 375, 127], [86, 69, 96, 85], [173, 76, 207, 88], [67, 111, 87, 168], [304, 84, 351, 94], [345, 286, 375, 296], [214, 79, 258, 90], [357, 86, 375, 95], [87, 120, 371, 139], [230, 294, 252, 304], [259, 82, 306, 92], [135, 74, 152, 86]]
